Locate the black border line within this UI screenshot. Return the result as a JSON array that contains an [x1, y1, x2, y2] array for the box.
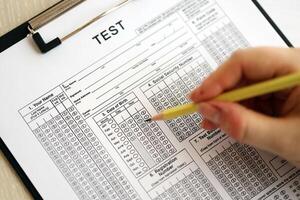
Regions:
[[0, 137, 43, 200], [0, 22, 30, 53], [252, 0, 293, 47], [0, 1, 294, 200]]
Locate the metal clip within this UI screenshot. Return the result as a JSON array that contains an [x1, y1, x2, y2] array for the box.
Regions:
[[28, 0, 132, 53]]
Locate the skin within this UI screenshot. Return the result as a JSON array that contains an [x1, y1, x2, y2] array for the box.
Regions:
[[189, 47, 300, 168]]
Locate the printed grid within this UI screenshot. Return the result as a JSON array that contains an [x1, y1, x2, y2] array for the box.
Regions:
[[31, 94, 140, 200], [205, 143, 278, 200], [152, 167, 222, 200], [96, 95, 176, 178], [201, 22, 249, 65], [147, 62, 212, 142]]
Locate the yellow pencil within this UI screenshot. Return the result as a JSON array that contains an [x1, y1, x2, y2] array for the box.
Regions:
[[147, 72, 300, 121]]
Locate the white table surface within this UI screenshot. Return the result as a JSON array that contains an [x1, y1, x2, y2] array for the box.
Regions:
[[0, 1, 299, 200]]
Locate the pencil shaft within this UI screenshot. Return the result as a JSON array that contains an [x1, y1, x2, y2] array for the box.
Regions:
[[160, 72, 300, 120], [162, 103, 198, 120], [215, 72, 300, 102]]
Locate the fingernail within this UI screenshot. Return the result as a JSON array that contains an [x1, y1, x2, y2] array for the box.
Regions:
[[198, 103, 221, 125]]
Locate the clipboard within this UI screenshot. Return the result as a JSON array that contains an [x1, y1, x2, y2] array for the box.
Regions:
[[0, 1, 294, 199], [0, 0, 131, 53]]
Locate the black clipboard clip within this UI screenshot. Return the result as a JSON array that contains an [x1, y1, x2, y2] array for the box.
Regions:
[[27, 0, 131, 53], [0, 0, 132, 54]]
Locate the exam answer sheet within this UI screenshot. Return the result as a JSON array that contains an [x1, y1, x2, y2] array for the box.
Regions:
[[1, 0, 299, 199]]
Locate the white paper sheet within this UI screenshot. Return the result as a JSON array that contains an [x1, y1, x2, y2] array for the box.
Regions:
[[1, 0, 299, 199]]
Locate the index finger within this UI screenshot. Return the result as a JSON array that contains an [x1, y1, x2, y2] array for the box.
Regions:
[[190, 47, 299, 102]]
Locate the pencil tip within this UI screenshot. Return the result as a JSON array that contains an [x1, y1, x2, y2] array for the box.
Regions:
[[145, 118, 152, 122]]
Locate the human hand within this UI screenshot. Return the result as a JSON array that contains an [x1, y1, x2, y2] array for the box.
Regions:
[[190, 47, 300, 167]]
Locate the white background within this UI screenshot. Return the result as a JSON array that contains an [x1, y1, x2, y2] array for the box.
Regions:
[[259, 0, 300, 46]]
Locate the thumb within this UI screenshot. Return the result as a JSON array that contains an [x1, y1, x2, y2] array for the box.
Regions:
[[198, 101, 291, 155]]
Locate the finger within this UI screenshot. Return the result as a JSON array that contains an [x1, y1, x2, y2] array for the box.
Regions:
[[190, 47, 299, 102], [281, 86, 300, 115], [201, 119, 218, 130], [198, 101, 298, 156], [291, 161, 300, 169]]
